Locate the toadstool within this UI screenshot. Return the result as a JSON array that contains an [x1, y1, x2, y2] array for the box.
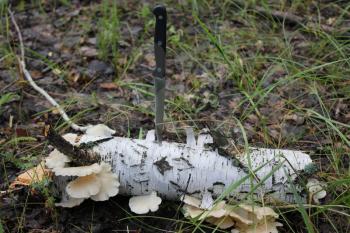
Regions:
[[53, 163, 102, 176], [306, 178, 327, 204], [45, 149, 70, 169], [129, 191, 162, 214], [86, 124, 115, 137], [182, 195, 282, 232]]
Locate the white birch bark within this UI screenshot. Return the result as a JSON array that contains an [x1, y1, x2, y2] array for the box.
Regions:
[[67, 130, 312, 204]]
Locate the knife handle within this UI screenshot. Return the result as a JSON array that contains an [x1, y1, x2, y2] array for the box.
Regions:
[[153, 5, 166, 78]]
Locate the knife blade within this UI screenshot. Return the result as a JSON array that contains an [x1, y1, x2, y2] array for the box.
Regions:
[[153, 5, 167, 142]]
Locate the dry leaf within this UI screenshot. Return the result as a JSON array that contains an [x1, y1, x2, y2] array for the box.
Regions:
[[10, 161, 50, 188], [144, 53, 156, 67], [99, 82, 119, 90], [80, 46, 98, 57]]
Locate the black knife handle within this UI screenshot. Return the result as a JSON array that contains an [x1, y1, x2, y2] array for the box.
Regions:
[[153, 5, 166, 78]]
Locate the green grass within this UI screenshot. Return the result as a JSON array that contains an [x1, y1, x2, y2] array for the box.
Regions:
[[97, 0, 120, 65], [0, 92, 18, 114], [0, 0, 349, 232]]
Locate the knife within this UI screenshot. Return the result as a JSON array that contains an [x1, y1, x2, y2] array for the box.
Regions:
[[153, 5, 167, 142]]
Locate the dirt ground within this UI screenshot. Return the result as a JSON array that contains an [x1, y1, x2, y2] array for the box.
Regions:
[[1, 0, 349, 232]]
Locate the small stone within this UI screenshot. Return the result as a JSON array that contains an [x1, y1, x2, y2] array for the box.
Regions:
[[87, 60, 114, 76], [80, 46, 98, 57]]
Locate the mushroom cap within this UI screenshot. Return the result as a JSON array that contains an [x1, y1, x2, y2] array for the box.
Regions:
[[90, 162, 120, 201], [229, 205, 281, 233], [129, 191, 162, 214], [86, 124, 116, 137], [183, 205, 204, 218], [45, 149, 71, 169], [227, 207, 254, 225], [182, 195, 227, 219], [253, 207, 279, 221], [182, 196, 231, 229], [307, 178, 327, 203], [182, 195, 201, 208], [62, 133, 79, 145], [204, 201, 227, 218], [236, 220, 283, 233], [45, 134, 77, 170], [239, 204, 278, 221], [53, 163, 102, 176], [66, 174, 101, 198], [55, 197, 85, 208], [205, 216, 235, 229]]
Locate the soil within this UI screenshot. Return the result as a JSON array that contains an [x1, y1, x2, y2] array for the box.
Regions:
[[1, 1, 349, 232]]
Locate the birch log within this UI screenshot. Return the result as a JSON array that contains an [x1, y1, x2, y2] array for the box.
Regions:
[[55, 129, 313, 204]]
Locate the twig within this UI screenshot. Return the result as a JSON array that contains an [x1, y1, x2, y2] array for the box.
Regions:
[[254, 6, 305, 26], [231, 0, 348, 35], [0, 187, 23, 197], [254, 6, 336, 34], [47, 127, 99, 165], [8, 9, 89, 132]]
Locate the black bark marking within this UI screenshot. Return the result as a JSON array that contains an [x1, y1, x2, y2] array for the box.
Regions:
[[213, 181, 225, 186], [136, 143, 148, 149], [133, 178, 149, 183], [172, 157, 194, 169], [170, 180, 181, 189], [265, 190, 277, 194], [140, 151, 147, 167], [79, 137, 113, 149], [154, 157, 172, 175], [170, 177, 199, 195], [188, 190, 201, 195], [132, 147, 141, 155]]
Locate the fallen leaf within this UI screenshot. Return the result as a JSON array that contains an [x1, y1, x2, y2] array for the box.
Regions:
[[99, 82, 119, 90], [80, 46, 98, 57], [53, 68, 62, 75], [30, 70, 43, 79], [144, 53, 155, 67], [284, 114, 305, 125], [87, 37, 97, 45], [10, 162, 50, 188]]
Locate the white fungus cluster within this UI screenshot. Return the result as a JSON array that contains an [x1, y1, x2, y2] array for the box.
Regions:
[[46, 124, 163, 214], [182, 195, 283, 233], [45, 125, 120, 207]]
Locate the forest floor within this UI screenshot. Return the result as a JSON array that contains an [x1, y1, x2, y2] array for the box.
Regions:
[[0, 0, 349, 232]]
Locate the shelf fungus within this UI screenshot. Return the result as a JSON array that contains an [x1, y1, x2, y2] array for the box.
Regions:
[[45, 126, 120, 207], [85, 124, 116, 137], [182, 195, 283, 232], [52, 160, 120, 207], [129, 191, 162, 214]]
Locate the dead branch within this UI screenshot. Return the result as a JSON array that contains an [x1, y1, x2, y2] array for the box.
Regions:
[[254, 6, 336, 34], [8, 9, 89, 132], [47, 127, 99, 165]]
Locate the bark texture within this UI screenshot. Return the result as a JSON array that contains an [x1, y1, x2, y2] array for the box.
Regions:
[[68, 130, 313, 203]]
